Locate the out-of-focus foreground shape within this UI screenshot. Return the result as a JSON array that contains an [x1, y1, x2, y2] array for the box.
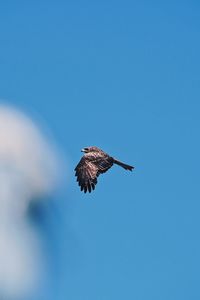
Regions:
[[0, 105, 60, 299]]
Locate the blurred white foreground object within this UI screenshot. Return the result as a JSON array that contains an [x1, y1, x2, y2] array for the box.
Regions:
[[0, 105, 59, 299]]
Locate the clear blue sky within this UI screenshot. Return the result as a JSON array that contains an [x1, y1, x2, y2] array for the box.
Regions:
[[1, 1, 200, 299]]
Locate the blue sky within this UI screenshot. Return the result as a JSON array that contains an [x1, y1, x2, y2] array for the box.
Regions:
[[1, 1, 200, 299]]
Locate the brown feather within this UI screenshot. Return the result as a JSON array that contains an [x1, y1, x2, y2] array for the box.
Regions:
[[75, 146, 134, 193]]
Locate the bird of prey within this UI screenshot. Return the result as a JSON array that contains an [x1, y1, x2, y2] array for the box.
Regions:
[[75, 146, 134, 193]]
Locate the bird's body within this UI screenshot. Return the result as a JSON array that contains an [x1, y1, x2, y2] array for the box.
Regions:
[[75, 146, 134, 193]]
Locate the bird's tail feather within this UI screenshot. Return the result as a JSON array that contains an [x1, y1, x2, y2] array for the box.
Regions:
[[113, 159, 134, 171]]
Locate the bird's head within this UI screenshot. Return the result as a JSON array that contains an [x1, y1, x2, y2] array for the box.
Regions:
[[81, 146, 100, 153]]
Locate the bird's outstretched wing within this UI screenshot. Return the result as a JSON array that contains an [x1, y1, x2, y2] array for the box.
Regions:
[[75, 156, 113, 193]]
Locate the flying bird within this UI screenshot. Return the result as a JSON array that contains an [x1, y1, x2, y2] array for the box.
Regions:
[[75, 146, 134, 193]]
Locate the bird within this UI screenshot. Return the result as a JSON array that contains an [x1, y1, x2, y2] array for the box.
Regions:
[[75, 146, 134, 193]]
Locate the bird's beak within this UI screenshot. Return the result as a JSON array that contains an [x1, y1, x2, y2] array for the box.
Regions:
[[81, 148, 86, 152]]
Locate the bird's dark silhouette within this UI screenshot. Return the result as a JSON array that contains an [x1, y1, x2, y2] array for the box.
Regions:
[[75, 146, 134, 193]]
